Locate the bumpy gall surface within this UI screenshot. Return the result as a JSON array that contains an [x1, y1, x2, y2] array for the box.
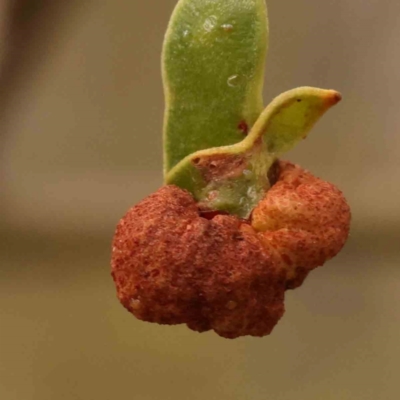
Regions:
[[253, 161, 351, 288], [111, 161, 350, 338]]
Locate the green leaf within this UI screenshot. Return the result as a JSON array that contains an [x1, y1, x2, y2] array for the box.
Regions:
[[250, 87, 342, 156], [166, 87, 341, 218], [162, 0, 268, 175]]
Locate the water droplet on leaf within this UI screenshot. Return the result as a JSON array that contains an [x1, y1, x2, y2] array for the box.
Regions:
[[247, 187, 257, 200], [221, 24, 233, 32], [203, 16, 218, 32], [243, 169, 252, 178], [227, 75, 240, 87]]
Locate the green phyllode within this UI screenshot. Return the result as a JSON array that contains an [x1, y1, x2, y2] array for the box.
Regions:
[[162, 0, 341, 218]]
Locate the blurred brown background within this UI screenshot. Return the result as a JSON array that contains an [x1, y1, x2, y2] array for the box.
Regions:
[[1, 1, 399, 399]]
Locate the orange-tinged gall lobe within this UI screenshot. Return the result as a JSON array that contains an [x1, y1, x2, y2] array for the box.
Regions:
[[252, 161, 350, 288], [111, 161, 350, 338]]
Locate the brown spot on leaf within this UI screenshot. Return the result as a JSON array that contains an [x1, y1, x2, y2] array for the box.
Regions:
[[193, 153, 248, 182], [238, 120, 249, 135], [267, 160, 281, 186]]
